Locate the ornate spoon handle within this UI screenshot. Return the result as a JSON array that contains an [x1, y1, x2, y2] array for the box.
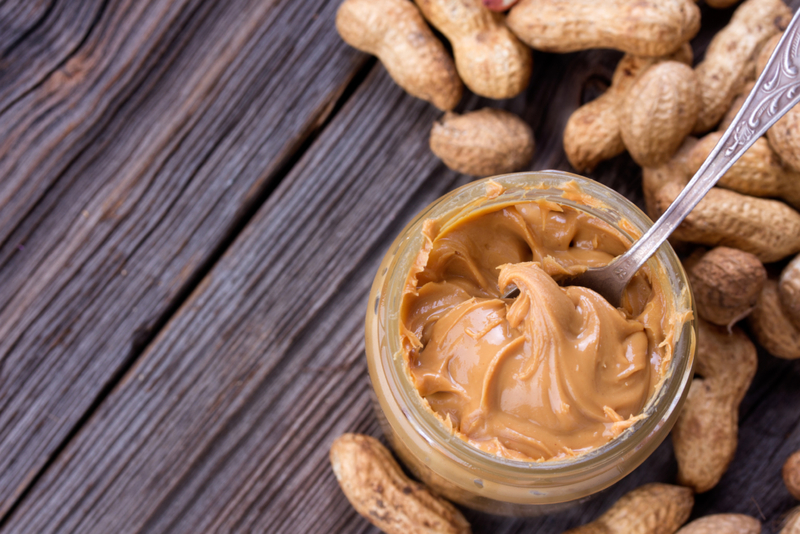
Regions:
[[610, 13, 800, 288]]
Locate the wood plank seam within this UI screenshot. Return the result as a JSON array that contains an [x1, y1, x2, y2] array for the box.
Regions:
[[0, 52, 375, 529], [0, 0, 366, 524], [0, 65, 452, 532], [739, 356, 797, 425], [162, 340, 370, 533], [0, 0, 228, 407], [141, 233, 388, 529]]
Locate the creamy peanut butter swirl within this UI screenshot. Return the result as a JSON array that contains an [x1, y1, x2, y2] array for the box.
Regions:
[[400, 193, 673, 461]]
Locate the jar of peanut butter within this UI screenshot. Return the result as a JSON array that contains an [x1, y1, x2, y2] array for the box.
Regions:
[[364, 171, 696, 516]]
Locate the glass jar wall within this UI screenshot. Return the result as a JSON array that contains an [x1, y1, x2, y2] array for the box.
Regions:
[[364, 171, 696, 516]]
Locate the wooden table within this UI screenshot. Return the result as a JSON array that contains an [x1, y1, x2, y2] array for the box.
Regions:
[[1, 1, 799, 532]]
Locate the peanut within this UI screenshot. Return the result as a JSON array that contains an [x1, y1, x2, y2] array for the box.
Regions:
[[671, 319, 757, 493], [414, 0, 531, 99], [564, 46, 693, 172], [642, 137, 696, 220], [757, 33, 800, 173], [748, 279, 800, 359], [692, 0, 790, 133], [562, 92, 625, 174], [482, 0, 519, 11], [756, 32, 782, 80], [675, 514, 761, 534], [686, 247, 766, 327], [653, 182, 800, 263], [784, 508, 800, 534], [336, 0, 462, 111], [507, 0, 700, 57], [430, 108, 534, 176], [685, 133, 800, 210], [784, 450, 800, 500], [563, 483, 694, 534], [618, 61, 700, 167], [718, 81, 755, 132], [780, 254, 800, 329], [330, 433, 471, 534]]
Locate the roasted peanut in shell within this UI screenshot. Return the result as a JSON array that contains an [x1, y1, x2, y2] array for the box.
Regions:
[[330, 433, 471, 534]]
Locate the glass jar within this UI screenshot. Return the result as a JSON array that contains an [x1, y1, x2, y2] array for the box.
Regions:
[[364, 171, 696, 516]]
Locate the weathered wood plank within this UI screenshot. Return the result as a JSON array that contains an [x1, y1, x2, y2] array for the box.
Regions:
[[2, 63, 465, 533], [0, 0, 52, 51], [0, 0, 364, 518], [0, 0, 104, 114]]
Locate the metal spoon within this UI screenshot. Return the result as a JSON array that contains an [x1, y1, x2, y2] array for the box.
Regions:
[[564, 12, 800, 307]]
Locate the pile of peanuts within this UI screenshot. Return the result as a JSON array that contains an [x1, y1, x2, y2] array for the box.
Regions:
[[333, 1, 800, 532]]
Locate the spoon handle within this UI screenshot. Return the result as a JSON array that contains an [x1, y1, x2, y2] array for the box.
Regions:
[[611, 12, 800, 286]]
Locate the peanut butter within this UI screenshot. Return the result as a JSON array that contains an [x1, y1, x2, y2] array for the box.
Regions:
[[400, 184, 676, 461]]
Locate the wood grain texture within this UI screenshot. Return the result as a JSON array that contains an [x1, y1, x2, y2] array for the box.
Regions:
[[0, 0, 52, 51], [0, 0, 104, 115], [3, 1, 800, 533], [1, 62, 467, 534], [0, 0, 364, 518]]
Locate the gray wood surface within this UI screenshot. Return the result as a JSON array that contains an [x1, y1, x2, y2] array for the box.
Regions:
[[1, 1, 799, 532], [0, 0, 52, 52], [0, 0, 365, 519]]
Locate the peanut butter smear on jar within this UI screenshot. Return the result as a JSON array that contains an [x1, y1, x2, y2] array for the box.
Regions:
[[399, 188, 675, 462]]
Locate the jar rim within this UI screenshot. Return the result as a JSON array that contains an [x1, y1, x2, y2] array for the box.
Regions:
[[372, 170, 696, 485]]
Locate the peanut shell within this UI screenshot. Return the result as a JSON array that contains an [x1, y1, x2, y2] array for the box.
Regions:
[[618, 61, 699, 167], [564, 94, 625, 173], [783, 508, 800, 534], [482, 0, 519, 11], [748, 279, 800, 359], [330, 433, 471, 534], [686, 133, 800, 210], [415, 0, 531, 99], [784, 450, 800, 501], [564, 46, 693, 172], [755, 32, 781, 79], [686, 247, 766, 327], [564, 483, 694, 534], [676, 514, 761, 534], [671, 320, 757, 493], [692, 0, 790, 133], [780, 254, 800, 330], [430, 108, 534, 176], [755, 32, 800, 173], [718, 81, 755, 132], [336, 0, 462, 111], [507, 0, 700, 57], [770, 102, 800, 173], [654, 183, 800, 263], [641, 137, 696, 220]]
